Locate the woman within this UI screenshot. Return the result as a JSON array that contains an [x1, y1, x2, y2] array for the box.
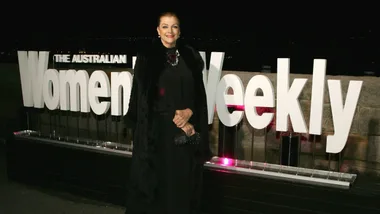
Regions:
[[125, 12, 212, 214]]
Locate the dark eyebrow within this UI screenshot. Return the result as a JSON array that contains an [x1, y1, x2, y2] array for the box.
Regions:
[[161, 23, 179, 26]]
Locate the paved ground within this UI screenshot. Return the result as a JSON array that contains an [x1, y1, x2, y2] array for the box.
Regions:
[[0, 140, 126, 214]]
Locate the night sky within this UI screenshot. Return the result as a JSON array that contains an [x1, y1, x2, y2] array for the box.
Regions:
[[3, 5, 378, 43], [1, 4, 378, 75]]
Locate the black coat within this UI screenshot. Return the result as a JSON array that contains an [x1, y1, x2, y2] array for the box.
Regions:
[[125, 38, 212, 205]]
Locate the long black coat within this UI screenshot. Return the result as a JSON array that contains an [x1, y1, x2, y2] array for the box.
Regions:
[[125, 38, 212, 207]]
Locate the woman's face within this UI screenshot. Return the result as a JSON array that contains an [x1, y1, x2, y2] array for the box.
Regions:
[[157, 15, 180, 48]]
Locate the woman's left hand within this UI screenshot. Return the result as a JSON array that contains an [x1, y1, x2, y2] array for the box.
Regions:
[[173, 108, 193, 128]]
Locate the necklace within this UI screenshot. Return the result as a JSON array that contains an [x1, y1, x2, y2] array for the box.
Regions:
[[167, 49, 180, 66]]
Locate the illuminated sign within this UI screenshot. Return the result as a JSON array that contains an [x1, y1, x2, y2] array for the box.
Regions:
[[17, 51, 362, 154]]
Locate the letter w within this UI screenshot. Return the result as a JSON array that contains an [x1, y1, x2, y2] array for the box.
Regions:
[[200, 52, 225, 124], [17, 51, 49, 108]]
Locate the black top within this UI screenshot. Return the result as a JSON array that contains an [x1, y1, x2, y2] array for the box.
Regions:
[[153, 46, 195, 113]]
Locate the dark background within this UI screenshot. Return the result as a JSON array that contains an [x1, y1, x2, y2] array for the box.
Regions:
[[1, 5, 379, 75]]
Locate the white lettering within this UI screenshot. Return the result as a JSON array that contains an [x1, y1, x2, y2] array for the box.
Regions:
[[326, 80, 362, 153], [17, 51, 364, 154], [215, 74, 244, 127], [132, 56, 137, 69], [70, 54, 127, 64], [276, 58, 308, 133], [17, 51, 49, 108], [59, 69, 90, 112], [111, 72, 133, 116], [309, 59, 326, 135], [43, 69, 60, 110], [88, 70, 111, 115], [245, 75, 275, 129], [53, 54, 70, 63], [200, 52, 225, 124]]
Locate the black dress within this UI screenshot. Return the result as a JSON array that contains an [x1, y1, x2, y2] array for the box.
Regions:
[[127, 47, 203, 214]]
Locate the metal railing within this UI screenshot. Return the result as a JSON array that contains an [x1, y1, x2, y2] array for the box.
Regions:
[[14, 104, 357, 189]]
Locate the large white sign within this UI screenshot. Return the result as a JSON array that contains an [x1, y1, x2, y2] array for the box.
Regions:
[[17, 51, 363, 154]]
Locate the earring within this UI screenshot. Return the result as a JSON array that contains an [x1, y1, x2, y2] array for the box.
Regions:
[[158, 35, 160, 38]]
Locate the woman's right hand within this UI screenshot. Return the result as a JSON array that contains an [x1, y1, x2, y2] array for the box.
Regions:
[[173, 108, 193, 128], [181, 122, 195, 136]]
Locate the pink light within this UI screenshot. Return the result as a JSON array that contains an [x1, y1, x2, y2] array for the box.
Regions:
[[226, 105, 245, 111], [223, 158, 230, 165], [225, 105, 276, 114], [221, 157, 234, 166]]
